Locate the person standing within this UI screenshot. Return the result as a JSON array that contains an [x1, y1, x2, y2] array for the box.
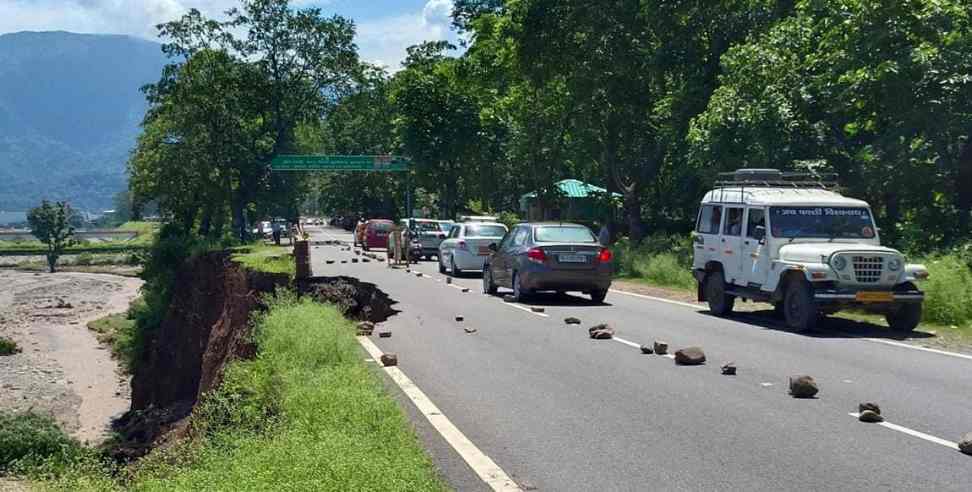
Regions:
[[598, 222, 611, 246]]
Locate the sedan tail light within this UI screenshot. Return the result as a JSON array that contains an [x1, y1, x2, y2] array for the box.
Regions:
[[527, 248, 546, 263], [598, 248, 613, 263]]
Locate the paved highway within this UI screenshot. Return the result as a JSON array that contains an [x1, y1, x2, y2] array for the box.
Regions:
[[307, 226, 972, 491]]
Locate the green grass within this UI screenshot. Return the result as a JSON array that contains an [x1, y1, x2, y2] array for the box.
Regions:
[[231, 243, 295, 277], [87, 306, 141, 374], [0, 412, 88, 473], [0, 336, 20, 356], [41, 295, 445, 491], [0, 222, 158, 256]]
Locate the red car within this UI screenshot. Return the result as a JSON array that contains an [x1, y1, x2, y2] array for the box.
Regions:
[[362, 219, 394, 250]]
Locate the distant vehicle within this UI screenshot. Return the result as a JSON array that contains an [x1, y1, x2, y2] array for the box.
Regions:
[[439, 222, 509, 275], [362, 219, 394, 250], [483, 223, 613, 303], [693, 168, 928, 332], [458, 215, 498, 223], [272, 218, 290, 238], [401, 218, 450, 260], [252, 220, 273, 238]]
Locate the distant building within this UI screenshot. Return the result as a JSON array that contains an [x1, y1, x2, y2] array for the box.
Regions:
[[520, 179, 621, 223]]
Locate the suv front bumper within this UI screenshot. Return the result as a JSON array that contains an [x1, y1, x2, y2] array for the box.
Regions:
[[813, 289, 924, 304]]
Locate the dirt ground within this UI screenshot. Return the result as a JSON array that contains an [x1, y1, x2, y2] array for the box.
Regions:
[[0, 270, 142, 444]]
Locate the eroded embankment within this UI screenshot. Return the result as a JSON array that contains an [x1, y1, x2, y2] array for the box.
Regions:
[[111, 252, 397, 460]]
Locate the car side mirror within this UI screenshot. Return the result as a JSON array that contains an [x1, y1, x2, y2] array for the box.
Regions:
[[488, 243, 498, 252], [754, 225, 766, 241]]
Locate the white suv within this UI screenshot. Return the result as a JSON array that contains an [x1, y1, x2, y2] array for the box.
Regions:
[[692, 169, 928, 332]]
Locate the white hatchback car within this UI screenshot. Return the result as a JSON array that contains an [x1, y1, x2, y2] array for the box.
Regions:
[[439, 222, 509, 275]]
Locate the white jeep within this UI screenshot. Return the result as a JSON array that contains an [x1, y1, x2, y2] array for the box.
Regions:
[[691, 169, 929, 332]]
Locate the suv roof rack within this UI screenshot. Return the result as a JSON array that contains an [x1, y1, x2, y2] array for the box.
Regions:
[[714, 168, 839, 190]]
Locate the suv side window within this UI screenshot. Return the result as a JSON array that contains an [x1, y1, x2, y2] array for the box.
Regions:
[[746, 209, 766, 238], [724, 208, 743, 236], [697, 205, 722, 234]]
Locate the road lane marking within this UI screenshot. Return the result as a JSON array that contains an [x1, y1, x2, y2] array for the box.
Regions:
[[504, 302, 550, 318], [848, 413, 960, 451], [358, 337, 522, 491], [610, 288, 972, 362], [611, 336, 642, 349]]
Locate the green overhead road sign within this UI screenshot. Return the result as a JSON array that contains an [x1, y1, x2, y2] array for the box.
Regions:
[[271, 155, 409, 172]]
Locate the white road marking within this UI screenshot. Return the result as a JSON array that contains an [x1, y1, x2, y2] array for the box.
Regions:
[[609, 288, 703, 310], [848, 413, 960, 451], [610, 288, 972, 362], [611, 336, 642, 349], [358, 336, 522, 491], [504, 302, 550, 318], [760, 382, 774, 387], [663, 353, 676, 359]]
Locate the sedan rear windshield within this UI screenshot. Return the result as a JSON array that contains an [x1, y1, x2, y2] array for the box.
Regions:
[[370, 222, 392, 232], [466, 225, 507, 237], [534, 226, 596, 243]]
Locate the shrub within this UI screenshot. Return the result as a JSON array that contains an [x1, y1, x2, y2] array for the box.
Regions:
[[74, 252, 95, 266], [0, 337, 20, 356], [634, 253, 696, 289], [0, 412, 83, 472], [919, 254, 972, 325]]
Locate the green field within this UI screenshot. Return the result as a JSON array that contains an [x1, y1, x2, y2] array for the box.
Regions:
[[0, 222, 158, 256]]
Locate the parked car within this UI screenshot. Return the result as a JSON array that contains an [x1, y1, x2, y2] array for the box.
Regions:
[[458, 215, 498, 223], [483, 222, 613, 303], [401, 218, 450, 260], [362, 219, 394, 250], [692, 168, 928, 332], [439, 222, 509, 275]]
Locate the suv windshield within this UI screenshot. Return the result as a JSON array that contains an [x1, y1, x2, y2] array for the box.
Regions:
[[534, 226, 597, 243], [466, 225, 506, 237], [412, 221, 441, 232], [769, 207, 876, 239]]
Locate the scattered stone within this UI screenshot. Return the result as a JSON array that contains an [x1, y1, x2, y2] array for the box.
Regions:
[[788, 375, 819, 398], [588, 324, 614, 339], [461, 287, 470, 293], [564, 317, 581, 325], [416, 272, 423, 277], [356, 321, 375, 336], [326, 260, 335, 264], [340, 260, 348, 264], [859, 402, 881, 415], [530, 306, 545, 313], [351, 258, 359, 263], [674, 347, 706, 365], [446, 277, 453, 284], [640, 344, 653, 354], [959, 433, 972, 456], [362, 258, 371, 263], [455, 315, 464, 322], [405, 268, 411, 273], [464, 327, 478, 334], [653, 341, 669, 355], [503, 294, 516, 302], [380, 353, 398, 367], [721, 362, 737, 375], [378, 331, 392, 338], [858, 410, 884, 423]]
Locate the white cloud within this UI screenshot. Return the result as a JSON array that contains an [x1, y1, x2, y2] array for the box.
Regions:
[[356, 0, 460, 72]]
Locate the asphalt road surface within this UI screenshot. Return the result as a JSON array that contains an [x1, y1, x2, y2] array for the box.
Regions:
[[308, 225, 972, 491]]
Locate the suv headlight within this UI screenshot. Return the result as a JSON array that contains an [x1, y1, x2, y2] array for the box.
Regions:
[[888, 258, 901, 271], [831, 255, 847, 271]]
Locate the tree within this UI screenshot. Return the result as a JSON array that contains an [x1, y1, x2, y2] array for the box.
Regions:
[[27, 201, 76, 273]]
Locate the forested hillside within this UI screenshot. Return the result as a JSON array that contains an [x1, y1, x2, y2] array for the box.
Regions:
[[0, 31, 166, 212]]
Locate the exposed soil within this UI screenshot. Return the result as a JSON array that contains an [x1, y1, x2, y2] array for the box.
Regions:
[[298, 276, 399, 322], [0, 270, 142, 444]]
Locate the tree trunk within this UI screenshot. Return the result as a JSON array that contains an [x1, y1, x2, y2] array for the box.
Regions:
[[954, 133, 972, 238], [624, 191, 645, 243], [231, 189, 246, 242]]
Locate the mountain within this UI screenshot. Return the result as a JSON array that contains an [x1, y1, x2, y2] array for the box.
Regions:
[[0, 31, 167, 213]]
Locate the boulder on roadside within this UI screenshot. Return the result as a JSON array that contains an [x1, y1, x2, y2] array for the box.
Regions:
[[362, 258, 371, 263], [564, 317, 581, 325], [531, 307, 545, 313], [351, 258, 359, 263], [588, 323, 611, 335], [380, 353, 398, 367], [461, 287, 470, 293], [446, 277, 453, 284], [959, 433, 972, 456], [378, 331, 392, 338], [326, 260, 335, 264], [590, 328, 614, 340], [356, 321, 375, 336], [721, 362, 737, 375], [789, 375, 819, 398], [859, 402, 881, 415], [640, 344, 653, 354], [464, 327, 477, 334], [416, 272, 423, 277], [859, 410, 884, 423], [653, 341, 669, 355], [674, 347, 706, 365], [455, 315, 464, 322]]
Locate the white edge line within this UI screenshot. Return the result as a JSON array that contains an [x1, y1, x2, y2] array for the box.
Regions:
[[504, 302, 550, 318], [611, 336, 642, 349], [610, 288, 972, 362], [609, 288, 703, 310], [358, 336, 522, 491], [848, 413, 959, 450]]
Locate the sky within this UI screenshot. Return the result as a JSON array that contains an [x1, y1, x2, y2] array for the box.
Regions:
[[0, 0, 462, 70]]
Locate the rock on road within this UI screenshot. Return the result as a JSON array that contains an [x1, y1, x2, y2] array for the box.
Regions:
[[308, 225, 972, 491]]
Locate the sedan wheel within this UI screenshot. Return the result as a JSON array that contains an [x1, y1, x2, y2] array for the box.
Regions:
[[512, 272, 529, 301], [451, 256, 462, 277]]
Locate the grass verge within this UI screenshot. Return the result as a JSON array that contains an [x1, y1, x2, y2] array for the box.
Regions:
[[87, 302, 142, 374], [39, 294, 445, 491], [231, 243, 295, 278]]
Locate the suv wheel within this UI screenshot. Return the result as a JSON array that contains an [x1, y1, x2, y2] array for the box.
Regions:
[[590, 289, 608, 304], [483, 266, 498, 295], [705, 271, 735, 315], [783, 279, 817, 332], [886, 282, 922, 332]]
